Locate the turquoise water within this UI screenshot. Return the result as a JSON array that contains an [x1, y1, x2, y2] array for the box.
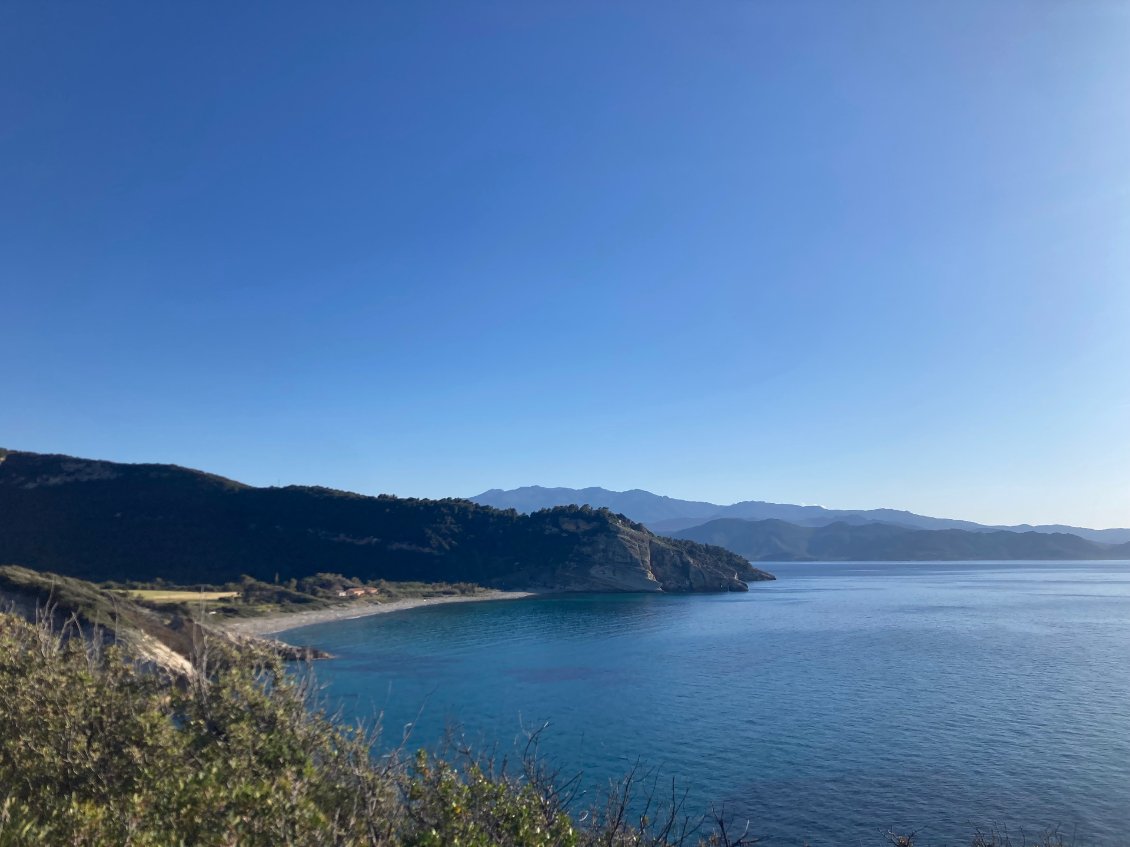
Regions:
[[285, 562, 1130, 845]]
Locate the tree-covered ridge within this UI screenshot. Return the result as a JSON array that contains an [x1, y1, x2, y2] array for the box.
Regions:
[[0, 451, 771, 590]]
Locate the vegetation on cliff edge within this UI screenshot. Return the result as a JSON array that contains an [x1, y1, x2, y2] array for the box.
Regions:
[[0, 611, 754, 847]]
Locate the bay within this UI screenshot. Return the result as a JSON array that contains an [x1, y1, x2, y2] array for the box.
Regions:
[[283, 562, 1130, 846]]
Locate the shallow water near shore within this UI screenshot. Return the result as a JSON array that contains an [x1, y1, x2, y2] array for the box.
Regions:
[[284, 562, 1130, 846]]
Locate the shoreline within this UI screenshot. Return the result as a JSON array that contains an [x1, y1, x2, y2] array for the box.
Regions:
[[217, 590, 538, 638]]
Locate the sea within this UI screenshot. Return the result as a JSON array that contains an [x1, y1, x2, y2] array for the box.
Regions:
[[282, 562, 1130, 846]]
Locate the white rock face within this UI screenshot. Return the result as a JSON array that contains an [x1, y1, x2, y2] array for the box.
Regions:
[[537, 515, 761, 593]]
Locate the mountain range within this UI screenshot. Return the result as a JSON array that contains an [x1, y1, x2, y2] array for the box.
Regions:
[[672, 518, 1130, 562], [471, 486, 1130, 545], [0, 450, 770, 592]]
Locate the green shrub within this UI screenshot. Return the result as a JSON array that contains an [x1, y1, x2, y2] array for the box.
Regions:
[[0, 613, 399, 846], [0, 612, 754, 847]]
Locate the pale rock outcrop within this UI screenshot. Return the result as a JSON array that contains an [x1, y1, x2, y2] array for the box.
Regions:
[[523, 511, 773, 592]]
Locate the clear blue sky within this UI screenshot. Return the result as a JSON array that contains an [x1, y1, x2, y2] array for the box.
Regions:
[[3, 2, 1128, 528]]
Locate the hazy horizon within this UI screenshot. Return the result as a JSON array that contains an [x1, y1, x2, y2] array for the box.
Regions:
[[4, 2, 1128, 528]]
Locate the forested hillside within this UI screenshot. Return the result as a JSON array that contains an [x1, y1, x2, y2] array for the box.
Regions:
[[0, 451, 770, 591]]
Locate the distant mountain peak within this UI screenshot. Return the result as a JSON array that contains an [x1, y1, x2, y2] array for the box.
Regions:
[[470, 485, 1130, 546]]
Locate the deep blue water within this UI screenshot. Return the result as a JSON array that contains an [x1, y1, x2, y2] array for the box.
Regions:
[[284, 562, 1130, 846]]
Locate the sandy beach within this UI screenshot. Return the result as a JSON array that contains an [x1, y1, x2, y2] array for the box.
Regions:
[[218, 590, 537, 638]]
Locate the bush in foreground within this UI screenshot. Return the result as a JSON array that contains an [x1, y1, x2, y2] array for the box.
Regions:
[[0, 612, 750, 847]]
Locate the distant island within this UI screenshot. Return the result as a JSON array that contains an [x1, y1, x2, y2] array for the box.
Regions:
[[0, 449, 771, 592], [473, 485, 1130, 561]]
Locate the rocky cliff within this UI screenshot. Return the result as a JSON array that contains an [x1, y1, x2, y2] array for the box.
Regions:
[[0, 565, 331, 678], [498, 510, 772, 592]]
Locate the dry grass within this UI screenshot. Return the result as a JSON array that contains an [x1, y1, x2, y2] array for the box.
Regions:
[[126, 590, 238, 602]]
